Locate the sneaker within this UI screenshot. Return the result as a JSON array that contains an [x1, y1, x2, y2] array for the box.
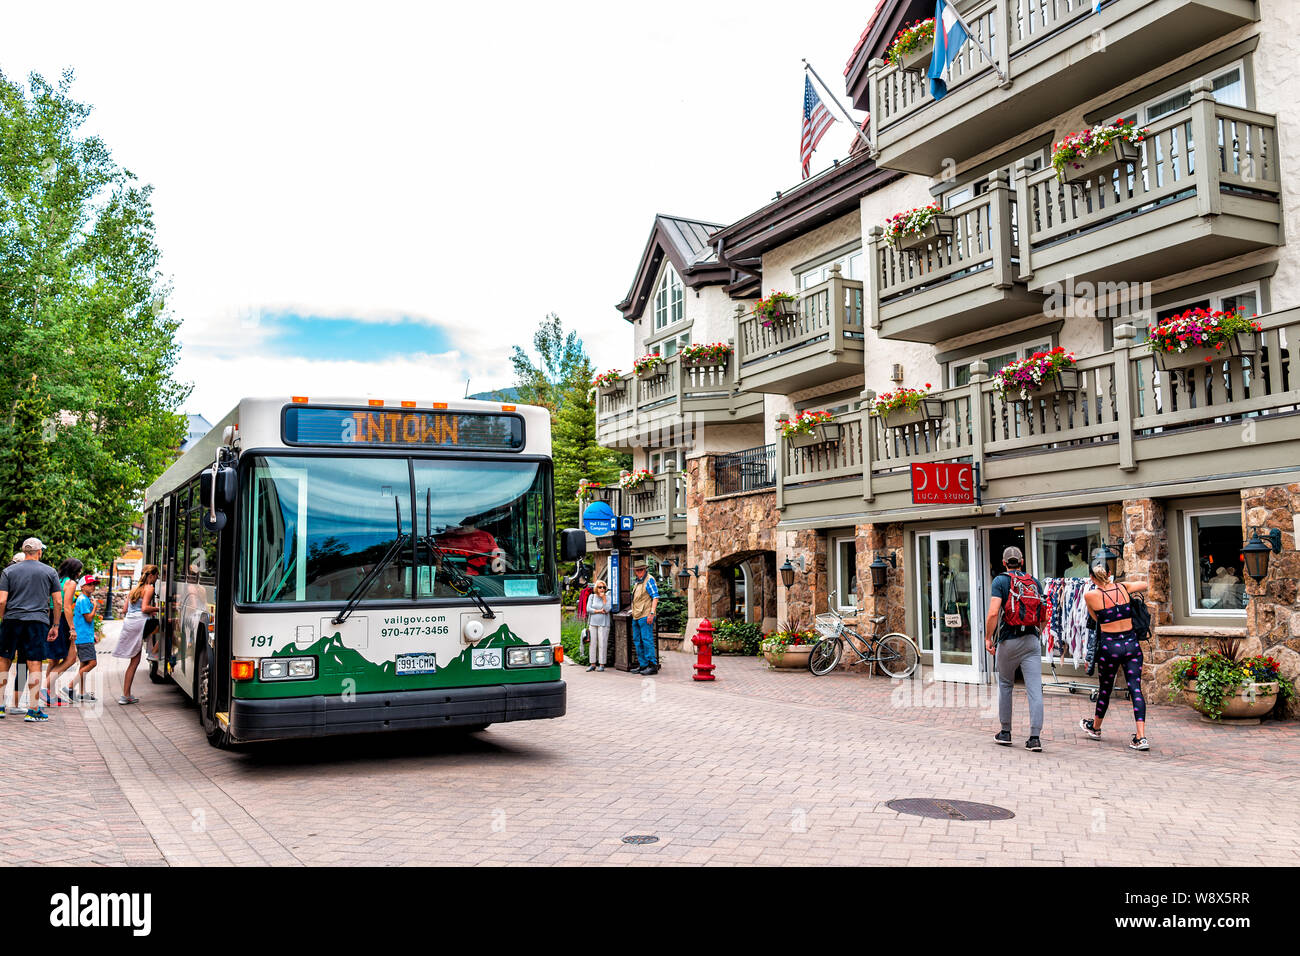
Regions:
[[0, 706, 6, 718], [79, 692, 97, 702], [596, 665, 605, 672], [586, 665, 596, 672], [994, 730, 1013, 746], [24, 709, 50, 722], [38, 689, 52, 707], [58, 687, 76, 705], [1079, 718, 1102, 740], [1130, 735, 1149, 751], [1025, 736, 1043, 752], [117, 695, 139, 705]]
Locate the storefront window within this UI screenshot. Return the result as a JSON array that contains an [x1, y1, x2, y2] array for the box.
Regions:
[[1186, 510, 1247, 614], [916, 534, 932, 652], [1033, 521, 1101, 580], [834, 537, 857, 610]]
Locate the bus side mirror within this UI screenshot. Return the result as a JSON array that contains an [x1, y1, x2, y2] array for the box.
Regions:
[[200, 465, 238, 532], [560, 528, 587, 562]]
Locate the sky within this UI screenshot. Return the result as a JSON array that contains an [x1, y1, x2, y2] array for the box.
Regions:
[[2, 0, 879, 422]]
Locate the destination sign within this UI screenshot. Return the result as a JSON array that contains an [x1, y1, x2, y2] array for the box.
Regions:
[[283, 406, 525, 450]]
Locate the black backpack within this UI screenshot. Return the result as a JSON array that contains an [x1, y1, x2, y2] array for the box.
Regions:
[[1128, 590, 1152, 641]]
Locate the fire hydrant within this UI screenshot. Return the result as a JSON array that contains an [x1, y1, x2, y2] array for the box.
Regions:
[[691, 619, 716, 682]]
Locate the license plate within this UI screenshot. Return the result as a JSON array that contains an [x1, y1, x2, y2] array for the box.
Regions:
[[395, 652, 438, 676]]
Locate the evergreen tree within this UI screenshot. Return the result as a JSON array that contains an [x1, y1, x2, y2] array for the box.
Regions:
[[552, 355, 627, 529], [0, 70, 188, 567]]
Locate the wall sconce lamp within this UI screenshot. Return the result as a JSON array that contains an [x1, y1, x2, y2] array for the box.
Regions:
[[1101, 538, 1125, 578], [869, 552, 896, 590], [779, 555, 806, 589], [676, 564, 700, 591], [1241, 527, 1283, 582]]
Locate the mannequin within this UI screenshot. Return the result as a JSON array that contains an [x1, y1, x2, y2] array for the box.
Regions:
[[1207, 566, 1243, 609], [1064, 547, 1089, 579]]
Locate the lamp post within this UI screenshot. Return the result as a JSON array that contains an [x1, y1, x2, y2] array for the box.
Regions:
[[1241, 527, 1282, 582]]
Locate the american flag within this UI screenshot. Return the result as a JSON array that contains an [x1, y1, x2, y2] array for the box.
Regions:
[[800, 74, 836, 180]]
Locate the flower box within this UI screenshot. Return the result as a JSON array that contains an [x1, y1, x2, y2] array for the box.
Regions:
[[1060, 139, 1140, 186], [762, 640, 816, 669], [597, 377, 627, 393], [682, 354, 728, 369], [894, 216, 954, 254], [635, 363, 667, 380], [1153, 332, 1258, 372], [880, 398, 944, 430], [1016, 366, 1082, 401], [787, 422, 842, 448], [897, 38, 934, 75]]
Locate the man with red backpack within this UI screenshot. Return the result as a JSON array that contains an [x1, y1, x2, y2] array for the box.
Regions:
[[983, 546, 1049, 752]]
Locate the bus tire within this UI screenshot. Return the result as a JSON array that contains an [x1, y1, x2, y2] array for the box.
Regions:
[[196, 642, 232, 749]]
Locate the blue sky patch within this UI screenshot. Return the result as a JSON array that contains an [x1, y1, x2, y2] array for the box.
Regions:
[[259, 313, 453, 361]]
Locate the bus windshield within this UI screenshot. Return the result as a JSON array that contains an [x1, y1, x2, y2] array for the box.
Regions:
[[239, 455, 556, 605]]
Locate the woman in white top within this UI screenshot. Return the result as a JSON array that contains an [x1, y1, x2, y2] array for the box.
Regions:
[[113, 565, 159, 704], [585, 581, 612, 672]]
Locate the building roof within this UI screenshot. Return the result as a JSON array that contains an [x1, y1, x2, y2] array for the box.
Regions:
[[616, 213, 732, 321], [844, 0, 932, 110], [845, 0, 890, 76]]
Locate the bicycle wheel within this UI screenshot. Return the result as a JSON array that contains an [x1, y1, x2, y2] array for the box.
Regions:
[[808, 638, 843, 676], [875, 633, 920, 679]]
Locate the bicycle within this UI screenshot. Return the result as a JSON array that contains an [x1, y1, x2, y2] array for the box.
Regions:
[[808, 603, 920, 679]]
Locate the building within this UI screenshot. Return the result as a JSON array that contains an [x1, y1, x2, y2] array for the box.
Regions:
[[593, 0, 1300, 713], [181, 413, 213, 452]]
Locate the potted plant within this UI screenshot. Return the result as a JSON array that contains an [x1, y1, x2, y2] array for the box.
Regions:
[[754, 290, 799, 329], [678, 342, 732, 368], [592, 369, 625, 392], [779, 409, 841, 448], [1169, 640, 1295, 721], [712, 619, 762, 655], [883, 202, 954, 254], [869, 384, 943, 430], [1147, 307, 1262, 372], [1052, 119, 1148, 184], [618, 468, 655, 494], [993, 347, 1081, 402], [575, 480, 604, 506], [762, 620, 820, 669], [886, 18, 936, 75], [633, 354, 666, 380]]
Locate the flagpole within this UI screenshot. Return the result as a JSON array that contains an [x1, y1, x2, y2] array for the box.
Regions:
[[802, 59, 873, 156], [941, 3, 1006, 83]]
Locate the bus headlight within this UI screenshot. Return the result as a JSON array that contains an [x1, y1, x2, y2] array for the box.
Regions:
[[529, 648, 551, 665], [506, 647, 531, 667], [260, 657, 317, 681], [505, 645, 556, 668]]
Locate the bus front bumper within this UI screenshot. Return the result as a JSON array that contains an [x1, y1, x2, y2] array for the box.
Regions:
[[228, 680, 566, 742]]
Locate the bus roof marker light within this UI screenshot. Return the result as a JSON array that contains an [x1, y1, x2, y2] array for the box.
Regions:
[[401, 401, 416, 408], [502, 404, 516, 411], [291, 396, 309, 404], [368, 399, 384, 407], [432, 402, 449, 409]]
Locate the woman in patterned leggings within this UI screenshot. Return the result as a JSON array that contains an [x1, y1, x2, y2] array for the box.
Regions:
[[1080, 554, 1151, 751]]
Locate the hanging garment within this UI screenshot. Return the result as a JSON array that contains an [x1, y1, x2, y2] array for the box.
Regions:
[[1038, 578, 1092, 667]]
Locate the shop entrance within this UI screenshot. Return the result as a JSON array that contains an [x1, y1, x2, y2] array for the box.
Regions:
[[920, 529, 983, 683]]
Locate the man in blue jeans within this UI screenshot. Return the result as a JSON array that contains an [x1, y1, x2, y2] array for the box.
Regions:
[[629, 559, 659, 675]]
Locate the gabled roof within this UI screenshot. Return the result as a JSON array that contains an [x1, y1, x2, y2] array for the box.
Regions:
[[844, 0, 932, 110], [616, 214, 732, 321]]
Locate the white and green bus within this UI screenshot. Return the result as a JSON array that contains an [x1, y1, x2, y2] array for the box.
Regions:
[[142, 396, 582, 748]]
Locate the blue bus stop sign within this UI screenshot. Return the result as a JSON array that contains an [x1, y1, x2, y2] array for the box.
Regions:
[[581, 500, 616, 537], [618, 515, 634, 531]]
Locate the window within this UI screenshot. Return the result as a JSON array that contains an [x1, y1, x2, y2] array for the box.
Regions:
[[949, 338, 1052, 388], [1185, 510, 1247, 615], [798, 249, 863, 289], [655, 331, 690, 357], [653, 264, 684, 330], [833, 536, 858, 610], [1031, 520, 1101, 581], [1134, 63, 1246, 124], [1147, 283, 1261, 342]]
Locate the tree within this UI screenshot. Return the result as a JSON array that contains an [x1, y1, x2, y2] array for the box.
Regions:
[[503, 313, 586, 416], [0, 70, 188, 568]]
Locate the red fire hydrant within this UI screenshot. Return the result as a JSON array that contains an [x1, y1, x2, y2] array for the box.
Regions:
[[692, 619, 716, 682]]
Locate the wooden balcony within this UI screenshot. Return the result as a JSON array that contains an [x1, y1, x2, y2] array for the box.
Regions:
[[594, 353, 764, 451], [733, 270, 865, 395], [867, 0, 1258, 175], [582, 475, 687, 550], [1017, 94, 1282, 292], [867, 171, 1044, 343], [776, 306, 1300, 525]]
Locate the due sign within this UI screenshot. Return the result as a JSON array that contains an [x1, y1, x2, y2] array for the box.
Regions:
[[911, 462, 976, 504]]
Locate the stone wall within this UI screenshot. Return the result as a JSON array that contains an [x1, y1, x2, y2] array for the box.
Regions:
[[1241, 483, 1300, 717]]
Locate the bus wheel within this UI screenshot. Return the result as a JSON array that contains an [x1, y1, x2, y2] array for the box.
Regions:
[[196, 643, 232, 749]]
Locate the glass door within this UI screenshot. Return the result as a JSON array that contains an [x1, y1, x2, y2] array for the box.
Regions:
[[930, 530, 982, 683]]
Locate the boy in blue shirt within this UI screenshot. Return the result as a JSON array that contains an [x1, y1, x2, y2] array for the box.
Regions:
[[58, 575, 100, 704]]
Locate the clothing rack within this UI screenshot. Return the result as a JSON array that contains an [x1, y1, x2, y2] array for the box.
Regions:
[[1038, 576, 1130, 701]]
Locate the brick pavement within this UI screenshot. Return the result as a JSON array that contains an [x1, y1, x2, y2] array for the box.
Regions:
[[3, 633, 1298, 866]]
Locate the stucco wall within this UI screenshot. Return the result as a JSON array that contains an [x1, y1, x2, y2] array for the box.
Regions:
[[629, 260, 738, 359]]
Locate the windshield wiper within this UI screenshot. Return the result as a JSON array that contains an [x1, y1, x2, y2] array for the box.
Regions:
[[332, 497, 407, 626], [417, 489, 496, 620]]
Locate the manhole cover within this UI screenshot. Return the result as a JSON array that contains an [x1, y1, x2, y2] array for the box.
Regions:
[[621, 834, 660, 845], [886, 798, 1014, 821]]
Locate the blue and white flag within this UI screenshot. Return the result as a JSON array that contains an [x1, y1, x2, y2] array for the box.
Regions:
[[928, 0, 971, 100], [1094, 0, 1103, 11]]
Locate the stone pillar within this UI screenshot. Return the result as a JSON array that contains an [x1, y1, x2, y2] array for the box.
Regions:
[[1242, 484, 1300, 717]]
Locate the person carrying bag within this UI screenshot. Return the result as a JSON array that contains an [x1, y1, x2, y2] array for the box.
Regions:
[[983, 546, 1050, 753], [585, 581, 612, 672]]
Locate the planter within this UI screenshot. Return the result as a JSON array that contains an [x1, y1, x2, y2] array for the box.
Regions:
[[682, 355, 729, 370], [1007, 367, 1083, 402], [786, 422, 842, 448], [1185, 680, 1280, 721], [896, 38, 935, 75], [711, 636, 746, 654], [762, 641, 815, 669], [894, 216, 954, 254], [635, 364, 667, 381], [1152, 332, 1259, 373], [1060, 139, 1140, 185], [879, 398, 945, 430], [597, 378, 627, 394]]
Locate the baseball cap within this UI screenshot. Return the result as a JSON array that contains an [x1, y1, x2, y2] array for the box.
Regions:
[[79, 574, 98, 587], [1002, 546, 1024, 565], [22, 537, 45, 553]]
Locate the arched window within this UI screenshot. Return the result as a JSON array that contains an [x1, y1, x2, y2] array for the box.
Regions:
[[653, 263, 684, 331]]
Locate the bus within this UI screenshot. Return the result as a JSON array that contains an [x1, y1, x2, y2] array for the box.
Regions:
[[142, 396, 580, 748]]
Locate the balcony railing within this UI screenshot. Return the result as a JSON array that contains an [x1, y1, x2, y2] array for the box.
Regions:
[[594, 352, 763, 450], [776, 306, 1300, 518], [866, 0, 1259, 174], [733, 269, 866, 393], [585, 474, 686, 544], [712, 444, 776, 497], [1017, 94, 1281, 290]]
